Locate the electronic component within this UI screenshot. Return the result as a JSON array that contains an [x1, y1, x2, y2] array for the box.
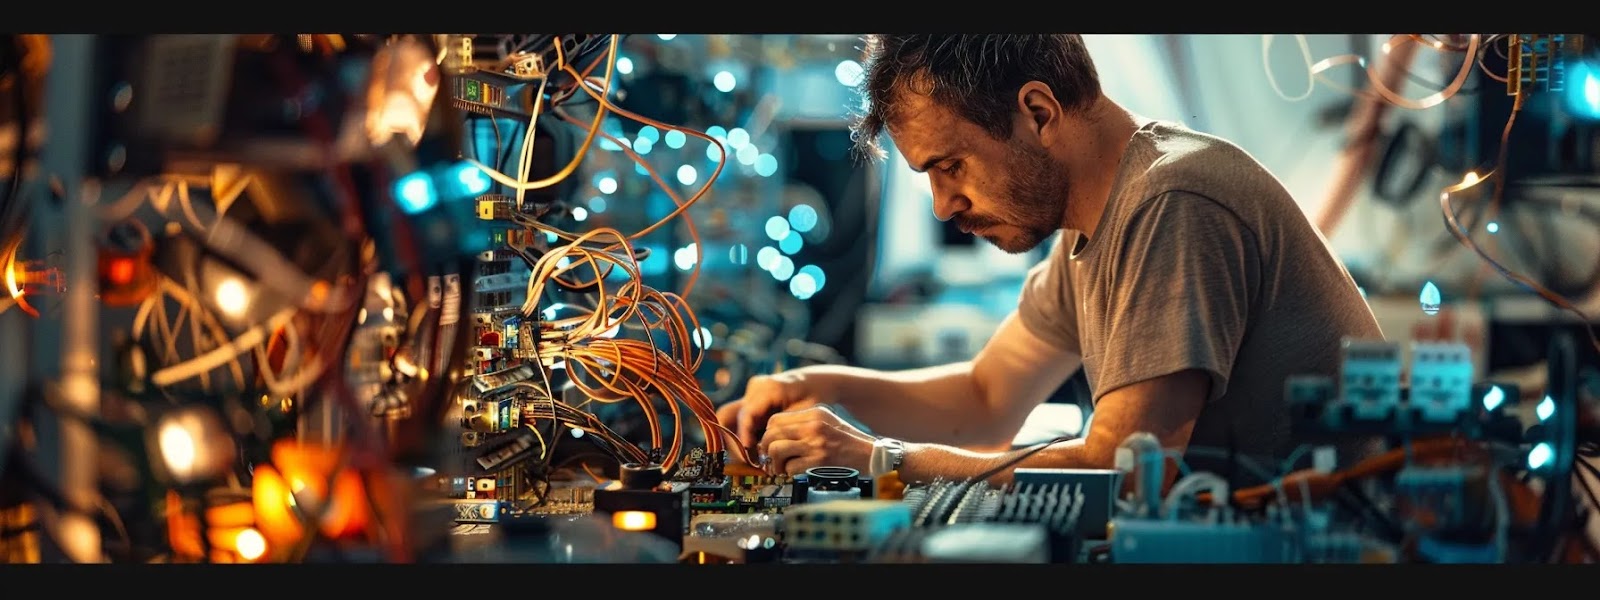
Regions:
[[592, 464, 690, 546], [450, 70, 535, 118], [795, 466, 861, 504], [1287, 375, 1338, 418], [792, 466, 874, 504], [1303, 531, 1399, 563], [486, 228, 541, 253], [473, 364, 537, 395], [526, 481, 598, 517], [96, 221, 158, 307], [1287, 339, 1521, 439], [1506, 34, 1574, 95], [473, 426, 541, 472], [872, 523, 1053, 563], [1408, 341, 1474, 423], [900, 478, 1085, 561], [477, 197, 513, 222], [669, 447, 727, 482], [1339, 338, 1403, 420], [450, 499, 501, 524], [784, 499, 911, 559], [1108, 519, 1298, 563], [732, 474, 793, 513], [471, 308, 524, 356], [1013, 468, 1122, 538], [687, 479, 735, 515], [473, 273, 525, 311], [697, 461, 793, 514]]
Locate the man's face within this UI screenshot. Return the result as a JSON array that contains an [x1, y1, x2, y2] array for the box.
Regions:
[[887, 94, 1069, 254]]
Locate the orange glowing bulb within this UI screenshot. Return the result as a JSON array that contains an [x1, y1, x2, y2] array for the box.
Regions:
[[251, 441, 372, 546], [235, 528, 267, 562]]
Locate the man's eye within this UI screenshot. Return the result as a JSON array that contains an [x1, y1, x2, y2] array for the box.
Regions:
[[940, 162, 961, 175]]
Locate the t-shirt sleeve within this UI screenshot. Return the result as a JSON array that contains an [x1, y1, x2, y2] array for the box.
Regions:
[[1094, 191, 1260, 403], [1016, 232, 1083, 355]]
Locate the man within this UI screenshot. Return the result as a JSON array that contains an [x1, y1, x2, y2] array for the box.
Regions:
[[716, 34, 1382, 485]]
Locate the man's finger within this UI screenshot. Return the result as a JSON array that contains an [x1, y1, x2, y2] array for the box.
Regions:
[[736, 400, 764, 448], [765, 405, 819, 429], [765, 439, 807, 476], [757, 423, 794, 458]]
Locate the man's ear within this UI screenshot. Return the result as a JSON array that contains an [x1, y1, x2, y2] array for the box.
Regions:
[[1017, 80, 1061, 144]]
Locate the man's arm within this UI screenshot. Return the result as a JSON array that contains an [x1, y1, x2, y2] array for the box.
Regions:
[[897, 191, 1260, 483], [896, 369, 1208, 484], [802, 312, 1081, 449]]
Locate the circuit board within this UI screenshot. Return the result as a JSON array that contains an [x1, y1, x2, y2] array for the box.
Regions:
[[669, 448, 793, 516]]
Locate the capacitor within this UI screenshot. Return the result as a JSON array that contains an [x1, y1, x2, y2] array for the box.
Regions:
[[620, 463, 665, 490], [801, 466, 860, 504]]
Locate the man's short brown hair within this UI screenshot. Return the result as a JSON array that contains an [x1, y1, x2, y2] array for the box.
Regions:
[[851, 35, 1102, 160]]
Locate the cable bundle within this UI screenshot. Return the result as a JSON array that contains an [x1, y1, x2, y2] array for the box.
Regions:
[[456, 35, 752, 472]]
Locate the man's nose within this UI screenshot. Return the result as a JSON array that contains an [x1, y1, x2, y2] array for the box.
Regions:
[[930, 184, 967, 222]]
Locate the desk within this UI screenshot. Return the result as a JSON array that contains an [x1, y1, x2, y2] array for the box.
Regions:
[[1011, 403, 1085, 448]]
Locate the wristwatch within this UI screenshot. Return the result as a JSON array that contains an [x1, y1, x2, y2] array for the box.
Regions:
[[869, 437, 906, 477]]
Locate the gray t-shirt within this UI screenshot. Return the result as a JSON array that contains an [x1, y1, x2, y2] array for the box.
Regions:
[[1017, 120, 1383, 478]]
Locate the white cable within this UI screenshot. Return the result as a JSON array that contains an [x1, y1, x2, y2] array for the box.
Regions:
[[130, 293, 158, 346], [177, 180, 213, 231], [513, 78, 551, 207], [250, 313, 306, 395], [1161, 471, 1231, 521], [150, 308, 295, 387], [264, 354, 327, 396], [162, 189, 350, 314], [155, 299, 180, 363], [1262, 34, 1318, 102], [97, 179, 160, 222], [252, 345, 282, 390], [170, 277, 248, 386], [466, 37, 620, 195], [185, 271, 212, 390]]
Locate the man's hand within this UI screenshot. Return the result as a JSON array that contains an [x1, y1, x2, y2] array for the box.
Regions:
[[758, 406, 876, 476], [715, 372, 832, 449]]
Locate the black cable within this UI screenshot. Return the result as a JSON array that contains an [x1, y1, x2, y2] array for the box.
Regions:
[[969, 435, 1076, 483], [490, 117, 506, 181], [1370, 120, 1436, 208], [1528, 333, 1581, 562]]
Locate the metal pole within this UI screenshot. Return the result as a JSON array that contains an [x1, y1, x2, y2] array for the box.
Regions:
[[42, 33, 101, 563]]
